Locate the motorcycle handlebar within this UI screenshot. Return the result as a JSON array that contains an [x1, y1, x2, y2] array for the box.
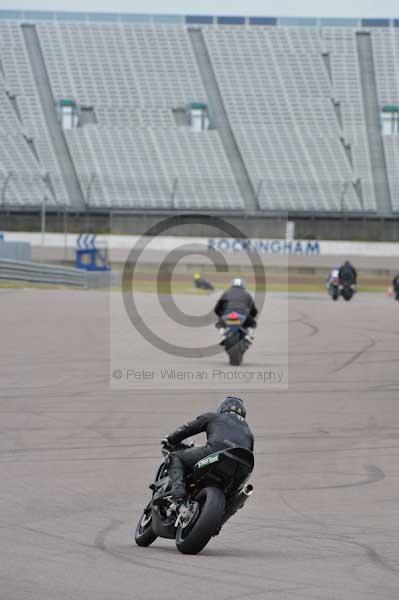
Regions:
[[160, 439, 195, 451]]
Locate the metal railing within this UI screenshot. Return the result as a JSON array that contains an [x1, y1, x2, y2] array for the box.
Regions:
[[0, 258, 87, 287]]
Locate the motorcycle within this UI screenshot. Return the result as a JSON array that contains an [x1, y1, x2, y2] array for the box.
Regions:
[[135, 441, 254, 555], [328, 275, 340, 301], [219, 311, 253, 366], [340, 280, 356, 301]]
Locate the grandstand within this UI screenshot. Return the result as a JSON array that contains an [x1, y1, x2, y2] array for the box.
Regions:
[[1, 11, 399, 235]]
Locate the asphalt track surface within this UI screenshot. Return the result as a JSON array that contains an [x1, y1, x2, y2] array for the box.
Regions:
[[1, 289, 399, 599]]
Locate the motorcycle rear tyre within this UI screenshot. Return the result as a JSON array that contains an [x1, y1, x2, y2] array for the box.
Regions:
[[228, 343, 243, 366], [176, 487, 225, 555]]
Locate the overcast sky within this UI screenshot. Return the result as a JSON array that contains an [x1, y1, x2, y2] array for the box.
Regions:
[[2, 1, 398, 18]]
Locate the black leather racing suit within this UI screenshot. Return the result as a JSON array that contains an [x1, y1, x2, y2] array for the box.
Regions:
[[166, 411, 254, 498], [214, 287, 258, 329], [339, 262, 357, 285]]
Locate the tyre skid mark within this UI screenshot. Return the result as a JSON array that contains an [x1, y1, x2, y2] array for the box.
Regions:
[[331, 338, 376, 373], [280, 464, 385, 491]]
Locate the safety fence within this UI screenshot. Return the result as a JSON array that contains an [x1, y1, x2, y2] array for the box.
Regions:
[[0, 258, 87, 287]]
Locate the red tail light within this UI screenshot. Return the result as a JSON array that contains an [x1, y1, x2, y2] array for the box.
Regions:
[[227, 312, 239, 319]]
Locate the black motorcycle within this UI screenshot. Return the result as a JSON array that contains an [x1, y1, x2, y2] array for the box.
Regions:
[[340, 280, 356, 301], [135, 441, 254, 555], [219, 311, 253, 366]]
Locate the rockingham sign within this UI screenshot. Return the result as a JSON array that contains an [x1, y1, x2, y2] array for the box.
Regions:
[[208, 238, 320, 255]]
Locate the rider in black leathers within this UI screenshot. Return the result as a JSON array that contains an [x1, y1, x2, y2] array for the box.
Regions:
[[160, 397, 254, 501], [214, 278, 258, 329], [339, 261, 357, 285]]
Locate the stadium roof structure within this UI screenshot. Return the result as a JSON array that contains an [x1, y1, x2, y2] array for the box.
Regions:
[[0, 10, 398, 28]]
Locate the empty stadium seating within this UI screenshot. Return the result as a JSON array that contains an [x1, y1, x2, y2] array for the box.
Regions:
[[204, 26, 371, 212], [1, 15, 399, 214], [37, 23, 207, 109], [66, 126, 243, 209], [35, 22, 242, 210], [0, 21, 69, 207], [371, 28, 399, 210]]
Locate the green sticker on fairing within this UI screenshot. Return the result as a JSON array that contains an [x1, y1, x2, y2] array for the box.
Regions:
[[197, 454, 219, 468]]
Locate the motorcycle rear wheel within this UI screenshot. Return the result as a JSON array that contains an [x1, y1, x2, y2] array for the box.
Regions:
[[135, 503, 157, 547], [228, 343, 243, 366], [175, 487, 225, 555]]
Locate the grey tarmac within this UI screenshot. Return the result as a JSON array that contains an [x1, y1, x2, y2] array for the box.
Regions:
[[1, 289, 398, 599]]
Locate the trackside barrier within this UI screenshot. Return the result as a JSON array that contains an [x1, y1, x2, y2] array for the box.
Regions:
[[0, 258, 87, 287]]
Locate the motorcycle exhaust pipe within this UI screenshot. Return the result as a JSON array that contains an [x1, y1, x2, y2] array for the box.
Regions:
[[242, 484, 253, 497], [221, 484, 254, 527]]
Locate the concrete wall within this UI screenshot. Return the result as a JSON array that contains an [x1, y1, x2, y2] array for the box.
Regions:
[[3, 211, 399, 241]]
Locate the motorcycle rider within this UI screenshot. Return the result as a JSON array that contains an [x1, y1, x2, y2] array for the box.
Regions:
[[158, 396, 254, 501], [193, 272, 214, 291], [326, 266, 340, 289], [392, 273, 399, 298], [339, 261, 357, 286], [214, 278, 258, 330]]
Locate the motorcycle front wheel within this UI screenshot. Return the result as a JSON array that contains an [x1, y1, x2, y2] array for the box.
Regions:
[[175, 487, 225, 555], [135, 503, 157, 547]]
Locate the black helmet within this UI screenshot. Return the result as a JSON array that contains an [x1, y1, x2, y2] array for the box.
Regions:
[[217, 396, 246, 418]]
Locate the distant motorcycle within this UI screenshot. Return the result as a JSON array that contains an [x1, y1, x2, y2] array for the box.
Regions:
[[340, 280, 356, 301], [219, 311, 253, 366], [135, 440, 254, 555], [328, 274, 340, 301], [328, 276, 356, 302]]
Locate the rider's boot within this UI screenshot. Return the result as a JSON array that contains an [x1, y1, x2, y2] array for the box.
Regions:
[[168, 462, 187, 501], [153, 456, 186, 503]]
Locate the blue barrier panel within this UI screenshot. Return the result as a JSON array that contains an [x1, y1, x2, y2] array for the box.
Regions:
[[186, 15, 213, 24], [279, 17, 318, 26], [153, 14, 184, 23], [362, 18, 391, 27], [23, 11, 55, 21], [320, 18, 360, 27], [122, 13, 152, 22], [87, 12, 119, 22], [249, 17, 277, 26], [75, 234, 110, 271], [0, 10, 21, 19], [56, 11, 89, 21], [217, 16, 245, 25]]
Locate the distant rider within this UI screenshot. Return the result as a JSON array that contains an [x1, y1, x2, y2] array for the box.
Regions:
[[214, 278, 258, 330], [193, 273, 214, 291], [339, 261, 357, 286], [326, 266, 340, 288], [392, 273, 399, 295], [158, 397, 254, 501]]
